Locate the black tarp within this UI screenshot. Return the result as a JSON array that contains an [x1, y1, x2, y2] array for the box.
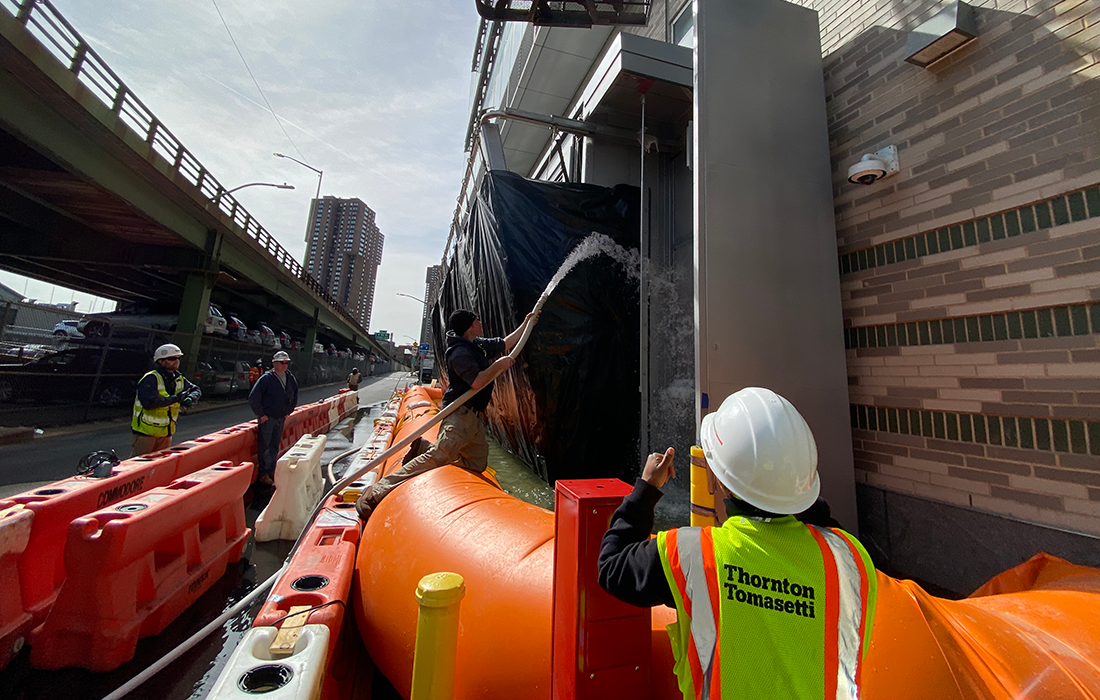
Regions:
[[432, 170, 639, 484]]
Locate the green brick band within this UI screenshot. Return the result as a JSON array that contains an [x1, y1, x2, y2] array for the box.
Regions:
[[850, 404, 1100, 457], [839, 186, 1100, 276], [845, 304, 1099, 350]]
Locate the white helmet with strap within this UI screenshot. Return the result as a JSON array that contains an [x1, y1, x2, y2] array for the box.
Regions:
[[153, 344, 183, 361], [699, 387, 820, 514]]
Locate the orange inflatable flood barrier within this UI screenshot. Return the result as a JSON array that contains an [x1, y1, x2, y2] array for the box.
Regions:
[[352, 385, 1100, 700], [29, 460, 252, 672]]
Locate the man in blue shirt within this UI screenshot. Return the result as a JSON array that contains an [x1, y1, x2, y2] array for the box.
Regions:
[[356, 308, 529, 519], [248, 350, 299, 486]]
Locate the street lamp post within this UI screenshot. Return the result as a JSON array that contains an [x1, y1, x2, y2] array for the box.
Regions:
[[273, 152, 323, 201], [214, 182, 294, 207], [226, 182, 295, 194], [396, 292, 426, 304]]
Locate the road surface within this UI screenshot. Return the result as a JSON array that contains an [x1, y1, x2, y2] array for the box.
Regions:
[[0, 371, 411, 495]]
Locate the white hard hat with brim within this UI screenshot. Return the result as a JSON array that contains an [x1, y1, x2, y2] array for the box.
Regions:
[[700, 387, 820, 514]]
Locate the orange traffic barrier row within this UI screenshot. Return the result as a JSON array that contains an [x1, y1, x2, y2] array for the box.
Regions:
[[254, 494, 362, 700], [0, 422, 256, 628], [30, 461, 253, 672], [0, 390, 348, 671]]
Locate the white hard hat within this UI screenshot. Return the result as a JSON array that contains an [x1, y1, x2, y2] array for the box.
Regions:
[[272, 351, 291, 362], [699, 387, 820, 514], [153, 344, 183, 361]]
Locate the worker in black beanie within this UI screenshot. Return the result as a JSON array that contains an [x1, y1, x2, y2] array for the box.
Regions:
[[356, 307, 531, 519]]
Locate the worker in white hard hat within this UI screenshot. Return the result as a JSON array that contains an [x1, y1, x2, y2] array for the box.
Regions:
[[248, 350, 298, 486], [130, 343, 202, 457], [598, 387, 878, 700]]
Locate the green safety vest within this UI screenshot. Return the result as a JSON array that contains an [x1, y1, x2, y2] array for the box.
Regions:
[[656, 515, 877, 700], [131, 370, 183, 437]]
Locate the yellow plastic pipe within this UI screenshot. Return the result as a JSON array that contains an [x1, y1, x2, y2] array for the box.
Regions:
[[410, 572, 467, 700], [689, 446, 719, 527]]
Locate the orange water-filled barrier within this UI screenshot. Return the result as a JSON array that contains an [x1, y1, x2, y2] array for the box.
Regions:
[[254, 493, 362, 699], [353, 385, 1100, 699], [0, 391, 352, 670], [30, 461, 252, 671]]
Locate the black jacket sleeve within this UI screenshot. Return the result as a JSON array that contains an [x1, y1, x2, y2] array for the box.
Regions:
[[181, 376, 201, 402], [248, 375, 267, 417], [597, 479, 676, 609]]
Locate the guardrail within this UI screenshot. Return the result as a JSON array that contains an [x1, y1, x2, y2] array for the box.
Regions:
[[1, 0, 372, 342]]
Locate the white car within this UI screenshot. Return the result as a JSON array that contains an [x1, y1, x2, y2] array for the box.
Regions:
[[52, 320, 84, 339], [206, 305, 229, 337]]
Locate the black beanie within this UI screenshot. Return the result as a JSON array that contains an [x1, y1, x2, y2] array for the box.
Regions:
[[448, 309, 477, 336]]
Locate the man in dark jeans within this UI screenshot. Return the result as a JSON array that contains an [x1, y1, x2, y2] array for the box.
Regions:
[[248, 350, 298, 486], [356, 308, 533, 519]]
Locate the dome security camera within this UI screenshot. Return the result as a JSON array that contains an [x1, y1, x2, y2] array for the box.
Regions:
[[846, 145, 899, 186]]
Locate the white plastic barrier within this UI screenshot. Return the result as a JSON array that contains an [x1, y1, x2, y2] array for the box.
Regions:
[[206, 624, 329, 700], [326, 401, 340, 432], [254, 435, 326, 542]]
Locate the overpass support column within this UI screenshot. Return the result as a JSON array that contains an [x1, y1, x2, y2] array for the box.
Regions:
[[175, 272, 214, 376]]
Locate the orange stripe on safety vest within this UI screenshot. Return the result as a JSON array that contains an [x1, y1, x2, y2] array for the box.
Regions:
[[666, 530, 706, 699], [834, 529, 870, 685], [699, 528, 722, 699], [808, 525, 840, 700]]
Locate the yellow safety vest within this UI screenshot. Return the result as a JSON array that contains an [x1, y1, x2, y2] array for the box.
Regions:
[[131, 370, 183, 437], [656, 516, 877, 700]]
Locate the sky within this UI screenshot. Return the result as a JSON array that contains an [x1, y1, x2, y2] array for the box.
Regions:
[[1, 0, 482, 345]]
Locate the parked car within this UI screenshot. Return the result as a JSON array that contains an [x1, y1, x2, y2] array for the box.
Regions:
[[190, 361, 218, 395], [206, 305, 229, 337], [226, 315, 249, 341], [313, 342, 325, 354], [0, 348, 149, 406], [256, 324, 277, 347], [52, 320, 84, 339], [80, 301, 227, 339], [207, 359, 251, 395], [245, 329, 262, 345]]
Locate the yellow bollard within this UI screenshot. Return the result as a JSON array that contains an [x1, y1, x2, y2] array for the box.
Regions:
[[690, 446, 719, 527], [410, 572, 466, 700]]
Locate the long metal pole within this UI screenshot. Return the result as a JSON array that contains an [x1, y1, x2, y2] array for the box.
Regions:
[[639, 94, 649, 463]]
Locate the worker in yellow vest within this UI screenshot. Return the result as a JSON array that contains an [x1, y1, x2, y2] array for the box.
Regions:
[[599, 387, 877, 700], [130, 343, 202, 457]]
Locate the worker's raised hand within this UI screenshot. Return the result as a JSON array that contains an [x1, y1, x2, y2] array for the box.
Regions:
[[642, 447, 676, 489], [494, 356, 515, 373]]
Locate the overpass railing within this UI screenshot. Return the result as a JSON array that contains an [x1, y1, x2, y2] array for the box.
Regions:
[[2, 0, 374, 345]]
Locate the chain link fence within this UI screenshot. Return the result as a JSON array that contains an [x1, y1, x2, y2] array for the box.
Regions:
[[0, 300, 392, 428]]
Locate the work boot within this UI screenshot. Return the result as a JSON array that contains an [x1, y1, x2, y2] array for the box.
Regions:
[[258, 473, 275, 487], [401, 437, 430, 465]]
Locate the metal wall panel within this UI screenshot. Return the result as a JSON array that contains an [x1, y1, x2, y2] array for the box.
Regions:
[[694, 0, 857, 528]]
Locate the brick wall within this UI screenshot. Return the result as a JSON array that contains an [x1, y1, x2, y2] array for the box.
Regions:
[[812, 0, 1100, 535]]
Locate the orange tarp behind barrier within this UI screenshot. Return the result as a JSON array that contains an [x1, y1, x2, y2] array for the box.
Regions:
[[353, 386, 1100, 700]]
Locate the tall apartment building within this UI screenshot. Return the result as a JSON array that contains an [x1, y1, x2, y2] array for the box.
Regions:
[[420, 265, 442, 348], [462, 0, 1100, 593], [304, 196, 384, 329]]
